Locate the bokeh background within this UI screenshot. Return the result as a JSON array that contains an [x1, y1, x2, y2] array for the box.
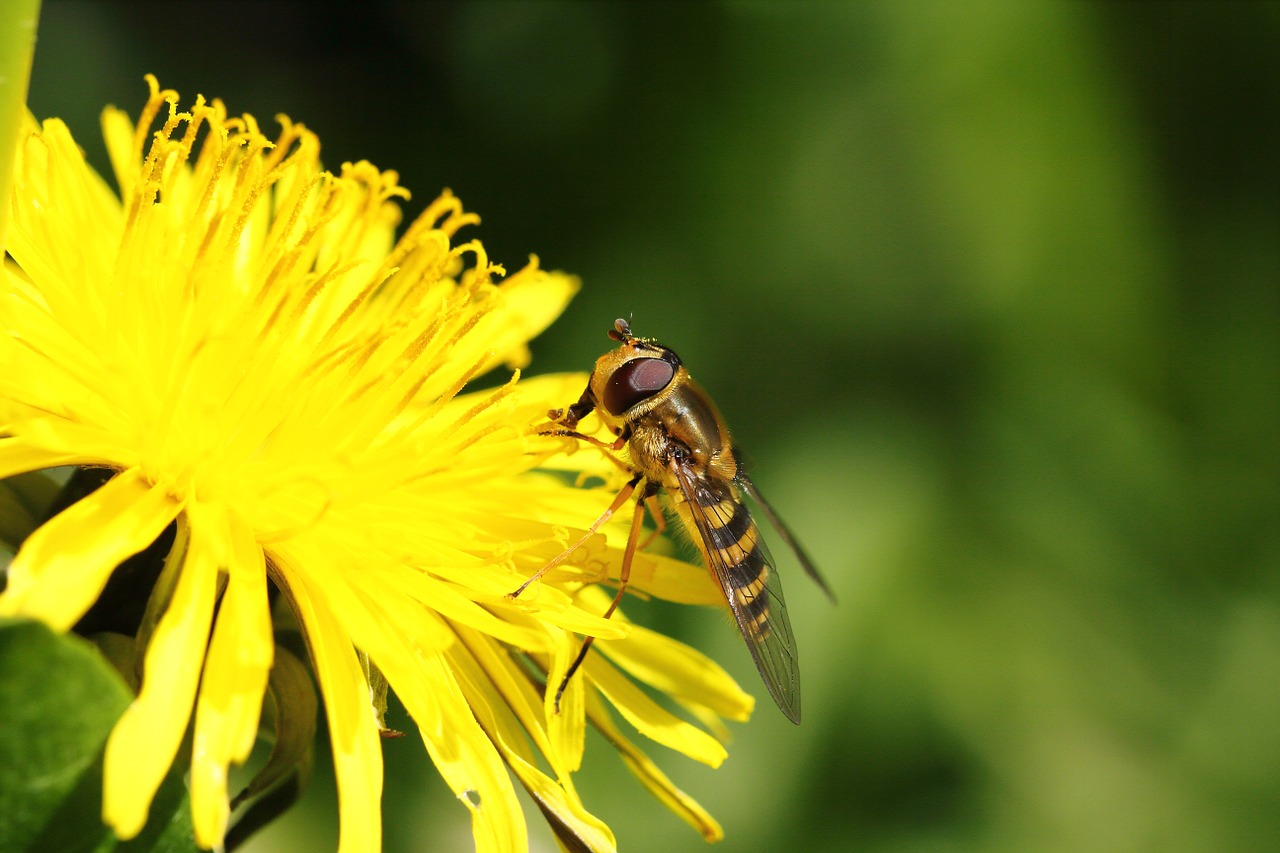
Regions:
[[27, 1, 1278, 851]]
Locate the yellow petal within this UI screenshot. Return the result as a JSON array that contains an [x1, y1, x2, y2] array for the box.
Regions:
[[0, 467, 180, 629], [595, 615, 753, 722], [277, 559, 383, 853], [583, 654, 727, 768], [384, 563, 551, 651], [102, 510, 217, 839], [545, 629, 586, 773], [449, 624, 587, 784], [449, 626, 548, 760], [447, 636, 616, 852], [189, 505, 273, 847], [585, 693, 724, 843], [0, 414, 137, 470], [9, 116, 123, 290], [388, 645, 528, 853], [279, 537, 456, 656], [99, 104, 138, 199], [0, 436, 91, 480], [508, 754, 616, 853], [595, 550, 723, 606], [504, 581, 632, 641], [456, 259, 579, 375]]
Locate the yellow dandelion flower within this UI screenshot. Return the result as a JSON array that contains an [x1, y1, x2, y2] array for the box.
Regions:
[[0, 77, 754, 852]]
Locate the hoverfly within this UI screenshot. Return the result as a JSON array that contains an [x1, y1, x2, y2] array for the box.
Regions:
[[515, 318, 833, 723]]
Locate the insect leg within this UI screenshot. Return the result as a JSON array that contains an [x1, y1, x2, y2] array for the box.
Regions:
[[536, 427, 632, 474], [508, 473, 642, 600], [637, 492, 666, 551], [554, 481, 651, 711]]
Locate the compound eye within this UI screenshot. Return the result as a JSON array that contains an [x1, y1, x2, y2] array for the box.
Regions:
[[603, 357, 675, 415]]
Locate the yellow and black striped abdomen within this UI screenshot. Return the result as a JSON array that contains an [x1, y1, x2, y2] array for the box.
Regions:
[[670, 460, 803, 723], [700, 494, 772, 639]]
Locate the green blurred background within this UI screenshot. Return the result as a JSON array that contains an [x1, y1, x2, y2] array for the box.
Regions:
[[27, 1, 1278, 851]]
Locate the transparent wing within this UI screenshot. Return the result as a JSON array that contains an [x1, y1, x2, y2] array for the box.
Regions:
[[738, 472, 836, 602], [670, 460, 802, 724]]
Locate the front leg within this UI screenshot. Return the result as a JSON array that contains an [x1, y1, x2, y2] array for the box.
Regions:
[[547, 381, 597, 430], [539, 383, 630, 471]]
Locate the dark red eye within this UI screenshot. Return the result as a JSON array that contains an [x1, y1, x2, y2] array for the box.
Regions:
[[603, 357, 675, 414]]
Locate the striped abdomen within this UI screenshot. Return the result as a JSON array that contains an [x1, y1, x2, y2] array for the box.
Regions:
[[700, 491, 772, 639]]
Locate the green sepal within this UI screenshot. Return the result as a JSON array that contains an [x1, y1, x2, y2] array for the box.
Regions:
[[89, 631, 141, 694], [0, 469, 59, 553], [358, 648, 402, 735], [225, 643, 316, 851]]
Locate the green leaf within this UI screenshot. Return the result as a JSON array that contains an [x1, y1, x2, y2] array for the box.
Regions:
[[0, 617, 197, 852]]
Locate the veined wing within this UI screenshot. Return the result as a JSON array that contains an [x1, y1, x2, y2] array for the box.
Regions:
[[670, 460, 801, 724], [738, 472, 835, 602]]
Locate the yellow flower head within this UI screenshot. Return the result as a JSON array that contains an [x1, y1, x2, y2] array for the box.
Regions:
[[0, 77, 753, 851]]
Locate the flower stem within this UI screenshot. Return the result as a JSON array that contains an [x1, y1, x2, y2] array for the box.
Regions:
[[0, 0, 40, 251]]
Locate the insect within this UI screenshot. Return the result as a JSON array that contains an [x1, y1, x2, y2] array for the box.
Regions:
[[514, 318, 833, 723]]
